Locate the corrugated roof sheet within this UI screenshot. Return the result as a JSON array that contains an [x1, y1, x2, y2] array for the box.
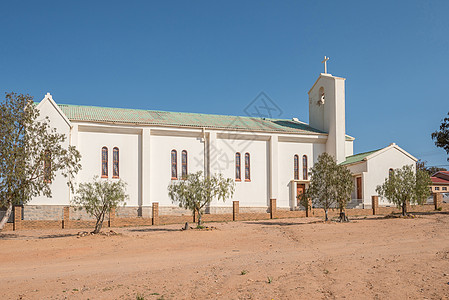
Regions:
[[58, 103, 326, 135], [340, 149, 381, 166], [431, 177, 449, 184]]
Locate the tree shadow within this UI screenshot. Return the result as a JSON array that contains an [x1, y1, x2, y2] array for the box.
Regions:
[[244, 220, 325, 226], [37, 233, 78, 239], [0, 233, 20, 240], [127, 227, 181, 232]]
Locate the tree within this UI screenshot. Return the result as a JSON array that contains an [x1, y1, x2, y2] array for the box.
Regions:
[[0, 93, 81, 230], [376, 165, 431, 216], [72, 176, 128, 233], [168, 171, 235, 227], [416, 159, 446, 176], [335, 163, 355, 222], [306, 153, 354, 221], [432, 112, 449, 162]]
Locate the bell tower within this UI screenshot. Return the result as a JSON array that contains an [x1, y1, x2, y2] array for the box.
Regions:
[[308, 64, 346, 163]]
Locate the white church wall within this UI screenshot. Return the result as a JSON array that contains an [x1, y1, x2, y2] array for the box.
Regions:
[[149, 134, 205, 207], [345, 140, 354, 157], [365, 147, 416, 206], [214, 137, 269, 208], [277, 141, 320, 208], [76, 130, 141, 207], [29, 98, 71, 207]]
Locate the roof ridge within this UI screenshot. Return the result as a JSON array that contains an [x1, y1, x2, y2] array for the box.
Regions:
[[57, 102, 303, 122]]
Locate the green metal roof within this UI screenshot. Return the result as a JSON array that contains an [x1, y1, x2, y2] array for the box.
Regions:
[[58, 103, 326, 135], [340, 149, 381, 166]]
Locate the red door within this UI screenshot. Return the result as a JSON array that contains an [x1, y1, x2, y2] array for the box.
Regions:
[[297, 183, 305, 206], [356, 177, 362, 199]]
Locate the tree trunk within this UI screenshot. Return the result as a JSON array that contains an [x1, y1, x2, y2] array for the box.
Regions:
[[402, 202, 407, 217], [93, 213, 105, 234], [339, 207, 348, 222], [324, 209, 329, 221], [197, 210, 202, 228], [0, 202, 13, 231]]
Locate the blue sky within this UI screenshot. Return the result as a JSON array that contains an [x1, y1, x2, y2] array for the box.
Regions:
[[1, 1, 448, 167]]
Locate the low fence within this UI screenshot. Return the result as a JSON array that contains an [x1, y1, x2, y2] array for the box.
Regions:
[[3, 194, 447, 232]]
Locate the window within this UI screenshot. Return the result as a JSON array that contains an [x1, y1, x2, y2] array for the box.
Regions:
[[245, 153, 251, 181], [294, 155, 299, 180], [182, 150, 188, 179], [389, 168, 394, 177], [235, 153, 241, 181], [101, 147, 108, 177], [43, 150, 51, 182], [443, 187, 447, 191], [435, 187, 440, 191], [171, 150, 177, 179], [113, 147, 119, 178], [302, 155, 308, 180]]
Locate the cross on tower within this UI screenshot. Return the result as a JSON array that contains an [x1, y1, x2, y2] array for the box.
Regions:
[[321, 56, 329, 74]]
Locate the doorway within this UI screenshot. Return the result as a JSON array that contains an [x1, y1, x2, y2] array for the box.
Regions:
[[296, 183, 305, 206], [356, 177, 362, 200]]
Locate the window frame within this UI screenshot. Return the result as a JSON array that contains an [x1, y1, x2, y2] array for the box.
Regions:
[[294, 154, 299, 180], [235, 152, 241, 181], [101, 146, 108, 178], [171, 149, 178, 180], [181, 150, 188, 179], [302, 155, 308, 180], [245, 152, 251, 182], [112, 147, 119, 178]]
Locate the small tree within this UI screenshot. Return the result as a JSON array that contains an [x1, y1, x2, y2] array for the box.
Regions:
[[376, 165, 431, 216], [168, 171, 235, 227], [306, 153, 353, 221], [431, 112, 449, 161], [335, 163, 355, 222], [72, 176, 128, 233], [0, 93, 81, 230]]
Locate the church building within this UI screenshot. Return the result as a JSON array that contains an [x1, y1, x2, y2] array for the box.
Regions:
[[29, 70, 417, 219]]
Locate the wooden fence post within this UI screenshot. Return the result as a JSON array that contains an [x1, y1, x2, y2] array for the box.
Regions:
[[109, 207, 116, 227], [270, 199, 276, 219], [372, 196, 379, 215], [13, 205, 22, 231], [152, 203, 159, 225], [63, 206, 70, 229], [233, 201, 239, 221], [434, 193, 442, 210], [306, 199, 312, 217]]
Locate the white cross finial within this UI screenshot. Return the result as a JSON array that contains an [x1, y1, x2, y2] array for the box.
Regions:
[[321, 56, 329, 74]]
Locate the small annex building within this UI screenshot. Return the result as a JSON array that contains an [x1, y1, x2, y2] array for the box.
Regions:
[[26, 71, 418, 219], [430, 171, 449, 194]]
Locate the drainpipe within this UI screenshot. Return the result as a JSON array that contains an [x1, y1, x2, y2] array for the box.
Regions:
[[202, 127, 208, 177]]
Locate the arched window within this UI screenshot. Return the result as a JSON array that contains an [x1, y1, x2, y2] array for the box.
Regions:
[[294, 155, 299, 180], [302, 155, 308, 180], [182, 150, 188, 179], [113, 147, 119, 178], [235, 152, 241, 180], [245, 153, 251, 181], [171, 150, 177, 179], [389, 168, 394, 178], [43, 150, 51, 182], [101, 147, 108, 178]]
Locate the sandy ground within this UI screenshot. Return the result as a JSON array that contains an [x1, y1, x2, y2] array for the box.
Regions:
[[1, 213, 449, 300]]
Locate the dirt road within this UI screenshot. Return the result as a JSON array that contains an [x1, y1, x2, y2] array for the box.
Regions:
[[1, 213, 448, 299]]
